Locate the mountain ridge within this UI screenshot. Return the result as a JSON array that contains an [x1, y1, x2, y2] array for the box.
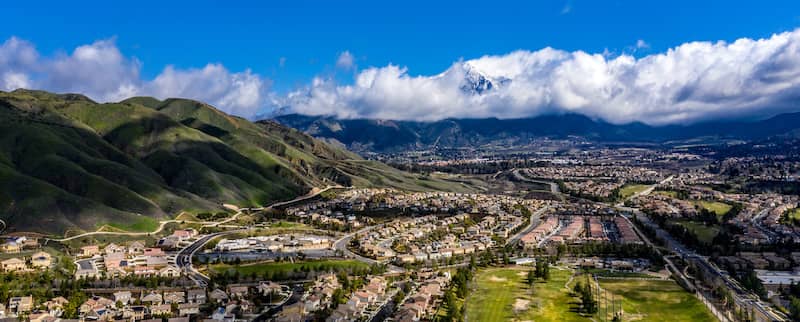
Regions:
[[273, 111, 800, 152], [0, 89, 471, 235]]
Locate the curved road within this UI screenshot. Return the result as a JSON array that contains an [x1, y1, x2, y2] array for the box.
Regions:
[[43, 185, 344, 242]]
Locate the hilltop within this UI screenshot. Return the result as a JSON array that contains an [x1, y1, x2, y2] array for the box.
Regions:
[[0, 89, 471, 235]]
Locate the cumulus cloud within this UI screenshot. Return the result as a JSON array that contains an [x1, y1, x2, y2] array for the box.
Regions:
[[635, 39, 649, 49], [5, 30, 800, 125], [336, 51, 355, 70], [0, 37, 270, 118], [283, 29, 800, 125]]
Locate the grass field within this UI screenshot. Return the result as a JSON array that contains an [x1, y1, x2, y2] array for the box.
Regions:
[[693, 200, 732, 215], [466, 267, 590, 322], [105, 215, 160, 232], [653, 190, 679, 198], [210, 259, 369, 276], [619, 184, 651, 199], [466, 267, 716, 322], [598, 279, 717, 321], [782, 208, 800, 226], [268, 221, 308, 229], [677, 221, 720, 244]]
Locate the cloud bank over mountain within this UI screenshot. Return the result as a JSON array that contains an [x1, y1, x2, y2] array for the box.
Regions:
[[5, 29, 800, 125]]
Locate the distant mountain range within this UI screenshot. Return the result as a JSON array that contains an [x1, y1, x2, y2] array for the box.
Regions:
[[274, 112, 800, 152], [0, 89, 467, 235]]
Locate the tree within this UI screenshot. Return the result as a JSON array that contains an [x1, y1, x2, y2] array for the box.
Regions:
[[789, 296, 800, 321], [526, 270, 536, 288], [581, 284, 597, 314], [542, 262, 550, 281]]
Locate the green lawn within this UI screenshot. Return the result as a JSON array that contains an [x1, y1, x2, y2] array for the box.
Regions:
[[599, 279, 717, 321], [653, 190, 678, 198], [465, 267, 716, 322], [693, 200, 732, 216], [210, 259, 369, 276], [466, 267, 590, 322], [677, 221, 720, 244], [619, 184, 651, 199], [104, 216, 160, 232], [783, 208, 800, 226]]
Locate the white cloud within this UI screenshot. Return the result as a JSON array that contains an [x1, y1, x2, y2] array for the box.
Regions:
[[336, 50, 355, 70], [144, 64, 269, 117], [0, 37, 271, 118], [4, 30, 800, 125], [283, 29, 800, 125], [636, 39, 649, 49]]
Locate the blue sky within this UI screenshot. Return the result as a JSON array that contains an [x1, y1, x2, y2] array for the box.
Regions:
[[3, 0, 798, 91], [3, 1, 800, 123]]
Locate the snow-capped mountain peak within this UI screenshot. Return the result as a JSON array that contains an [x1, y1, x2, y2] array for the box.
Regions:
[[460, 63, 510, 95]]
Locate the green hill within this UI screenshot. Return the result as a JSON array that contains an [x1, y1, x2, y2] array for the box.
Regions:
[[0, 89, 474, 236]]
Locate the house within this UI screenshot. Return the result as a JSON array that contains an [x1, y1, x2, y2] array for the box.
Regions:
[[171, 229, 196, 240], [126, 306, 147, 320], [1, 258, 26, 272], [141, 292, 163, 305], [304, 294, 321, 312], [44, 296, 69, 312], [227, 285, 249, 298], [258, 281, 282, 296], [209, 289, 229, 303], [186, 289, 206, 304], [159, 266, 181, 278], [127, 241, 146, 254], [163, 291, 185, 304], [9, 296, 33, 313], [150, 304, 172, 316], [28, 312, 56, 322], [0, 240, 21, 253], [104, 243, 126, 254], [178, 303, 200, 316], [143, 248, 166, 257], [30, 251, 52, 269], [107, 266, 129, 278], [146, 256, 168, 268], [103, 252, 127, 270], [113, 291, 132, 305], [80, 245, 101, 257], [79, 296, 114, 315]]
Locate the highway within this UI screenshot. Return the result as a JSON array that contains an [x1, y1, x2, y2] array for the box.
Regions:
[[626, 210, 787, 321]]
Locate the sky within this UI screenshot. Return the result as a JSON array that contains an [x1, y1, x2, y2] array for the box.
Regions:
[[2, 0, 800, 124]]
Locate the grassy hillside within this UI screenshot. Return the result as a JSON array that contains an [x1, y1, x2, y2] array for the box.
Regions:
[[0, 89, 476, 236]]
